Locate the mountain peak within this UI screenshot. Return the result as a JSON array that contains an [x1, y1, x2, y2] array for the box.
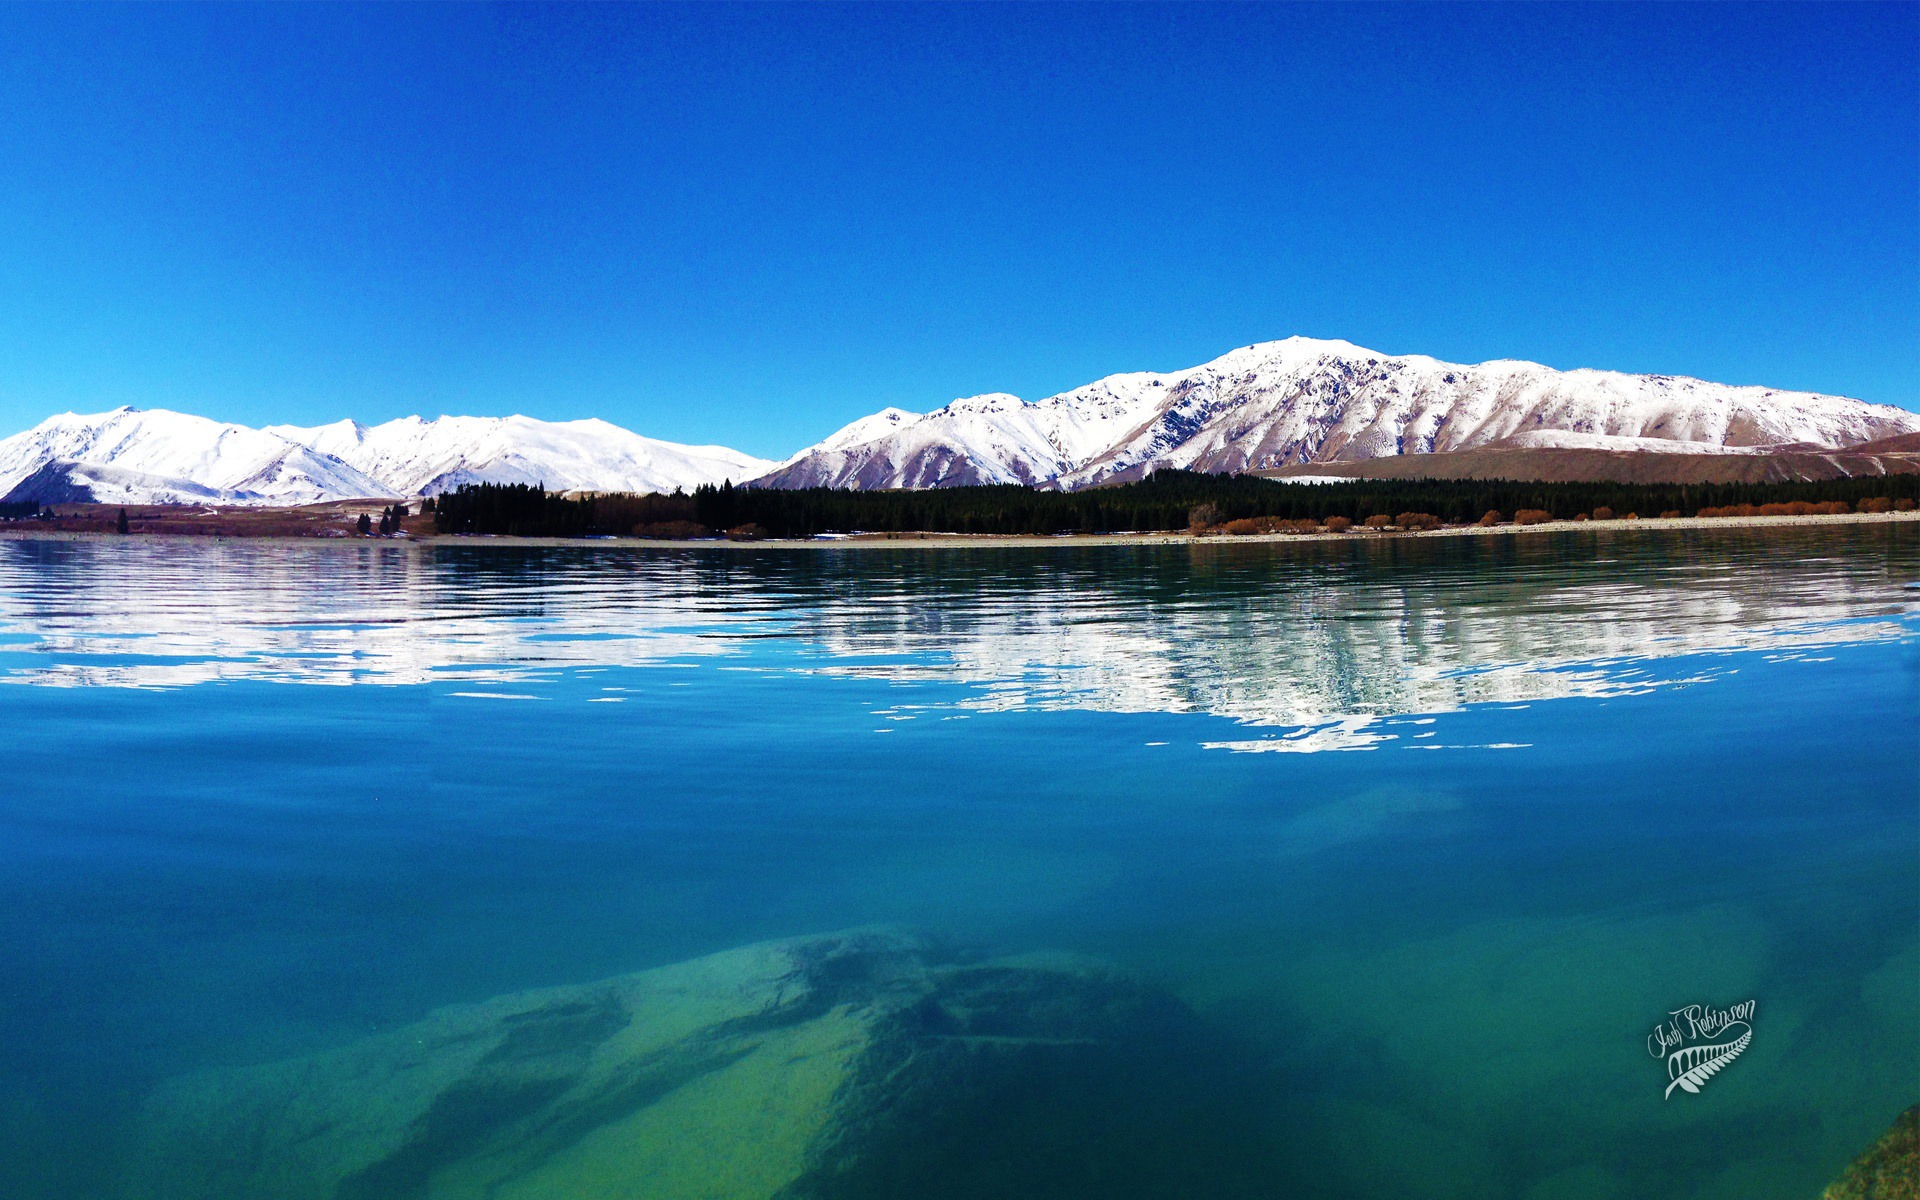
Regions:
[[270, 414, 777, 498], [3, 411, 777, 505], [940, 393, 1026, 416], [764, 338, 1920, 492], [8, 337, 1914, 506], [2, 408, 392, 505], [1264, 334, 1379, 356]]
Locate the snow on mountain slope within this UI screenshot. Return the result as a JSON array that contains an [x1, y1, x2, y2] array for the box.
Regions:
[[755, 394, 1083, 489], [0, 408, 392, 505], [3, 461, 236, 505], [786, 407, 924, 462], [753, 382, 1168, 489], [0, 407, 775, 505], [268, 415, 777, 497], [8, 341, 1911, 504], [760, 337, 1920, 490]]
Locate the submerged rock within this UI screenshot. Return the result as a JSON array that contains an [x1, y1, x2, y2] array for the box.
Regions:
[[1821, 1104, 1919, 1200], [124, 929, 1278, 1200]]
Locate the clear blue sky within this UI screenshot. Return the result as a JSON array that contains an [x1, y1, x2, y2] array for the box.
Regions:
[[0, 2, 1913, 457]]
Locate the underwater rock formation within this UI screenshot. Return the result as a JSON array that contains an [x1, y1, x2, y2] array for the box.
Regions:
[[1821, 1104, 1918, 1200], [124, 928, 1276, 1200]]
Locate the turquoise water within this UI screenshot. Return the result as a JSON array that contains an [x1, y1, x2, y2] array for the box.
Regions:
[[0, 527, 1914, 1199]]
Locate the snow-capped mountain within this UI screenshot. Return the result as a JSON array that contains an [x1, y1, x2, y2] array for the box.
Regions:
[[267, 415, 776, 497], [757, 337, 1920, 490], [7, 340, 1913, 505], [0, 408, 776, 506], [779, 407, 924, 464], [0, 408, 393, 505]]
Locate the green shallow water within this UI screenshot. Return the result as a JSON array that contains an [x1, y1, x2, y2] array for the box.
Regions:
[[0, 525, 1914, 1198]]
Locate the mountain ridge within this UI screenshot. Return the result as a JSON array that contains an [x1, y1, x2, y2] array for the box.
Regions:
[[266, 414, 775, 498], [0, 408, 394, 506], [4, 338, 1915, 505], [759, 337, 1920, 491], [0, 408, 776, 506]]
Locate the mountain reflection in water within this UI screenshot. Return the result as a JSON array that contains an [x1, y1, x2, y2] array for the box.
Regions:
[[0, 528, 1909, 746]]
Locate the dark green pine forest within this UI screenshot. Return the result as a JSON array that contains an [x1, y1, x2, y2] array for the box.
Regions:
[[430, 471, 1920, 539]]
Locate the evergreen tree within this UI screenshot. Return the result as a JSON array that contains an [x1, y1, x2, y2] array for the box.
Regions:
[[116, 508, 129, 534], [423, 471, 1920, 539], [357, 512, 372, 536]]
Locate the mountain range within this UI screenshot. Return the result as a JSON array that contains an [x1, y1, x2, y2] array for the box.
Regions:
[[265, 415, 776, 499], [0, 409, 775, 506], [4, 337, 1916, 506], [758, 337, 1920, 489]]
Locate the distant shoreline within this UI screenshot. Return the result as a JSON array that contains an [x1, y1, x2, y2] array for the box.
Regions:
[[3, 509, 1914, 550]]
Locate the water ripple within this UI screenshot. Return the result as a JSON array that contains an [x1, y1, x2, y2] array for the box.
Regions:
[[0, 530, 1911, 745]]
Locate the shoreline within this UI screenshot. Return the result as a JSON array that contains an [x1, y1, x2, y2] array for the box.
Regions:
[[2, 509, 1915, 550]]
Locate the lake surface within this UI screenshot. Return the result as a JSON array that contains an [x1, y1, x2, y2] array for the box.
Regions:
[[1, 526, 1914, 1200]]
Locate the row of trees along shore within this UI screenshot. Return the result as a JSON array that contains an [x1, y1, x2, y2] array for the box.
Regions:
[[430, 472, 1920, 539]]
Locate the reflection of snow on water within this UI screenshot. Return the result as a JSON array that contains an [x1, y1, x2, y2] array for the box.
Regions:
[[1204, 717, 1395, 754], [800, 593, 1904, 752], [0, 533, 1911, 754]]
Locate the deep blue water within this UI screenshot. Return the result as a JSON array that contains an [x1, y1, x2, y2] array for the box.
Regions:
[[0, 527, 1915, 1199]]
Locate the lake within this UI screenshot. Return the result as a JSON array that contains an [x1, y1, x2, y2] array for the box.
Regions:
[[1, 525, 1914, 1199]]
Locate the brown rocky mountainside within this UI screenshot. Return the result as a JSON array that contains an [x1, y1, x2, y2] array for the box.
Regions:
[[1845, 431, 1920, 454], [1257, 439, 1920, 486]]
